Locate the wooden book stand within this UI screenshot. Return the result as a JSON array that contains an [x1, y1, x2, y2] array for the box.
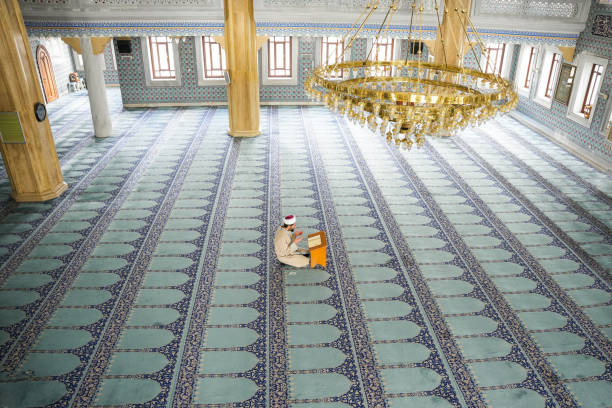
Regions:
[[307, 231, 327, 268]]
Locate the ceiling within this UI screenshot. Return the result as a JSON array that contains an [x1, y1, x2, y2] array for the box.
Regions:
[[19, 0, 591, 36]]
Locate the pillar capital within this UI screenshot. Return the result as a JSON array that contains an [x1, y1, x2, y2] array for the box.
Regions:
[[62, 37, 111, 55]]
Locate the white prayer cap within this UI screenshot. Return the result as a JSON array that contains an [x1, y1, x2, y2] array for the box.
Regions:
[[283, 214, 296, 225]]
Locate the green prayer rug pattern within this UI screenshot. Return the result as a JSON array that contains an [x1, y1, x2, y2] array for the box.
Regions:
[[0, 90, 610, 407]]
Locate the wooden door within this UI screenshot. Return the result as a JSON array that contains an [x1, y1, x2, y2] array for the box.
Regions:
[[36, 45, 59, 103]]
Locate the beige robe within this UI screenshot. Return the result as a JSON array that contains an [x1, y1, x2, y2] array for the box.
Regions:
[[274, 227, 309, 268]]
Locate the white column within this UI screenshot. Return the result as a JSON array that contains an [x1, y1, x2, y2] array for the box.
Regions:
[[80, 37, 112, 138]]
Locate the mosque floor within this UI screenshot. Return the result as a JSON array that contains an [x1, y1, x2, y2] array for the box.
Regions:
[[0, 89, 611, 407]]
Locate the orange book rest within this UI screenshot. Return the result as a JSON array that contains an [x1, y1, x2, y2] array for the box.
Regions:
[[307, 231, 327, 268]]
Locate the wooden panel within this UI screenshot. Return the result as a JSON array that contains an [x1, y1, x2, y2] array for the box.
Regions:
[[37, 45, 59, 103], [308, 231, 327, 268], [432, 0, 472, 67], [224, 0, 261, 137], [0, 0, 67, 202]]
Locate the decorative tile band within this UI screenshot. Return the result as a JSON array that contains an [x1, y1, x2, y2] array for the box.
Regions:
[[24, 20, 579, 46]]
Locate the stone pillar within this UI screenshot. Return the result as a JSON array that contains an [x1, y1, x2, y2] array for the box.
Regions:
[[0, 0, 67, 202], [80, 37, 112, 138], [433, 0, 473, 67], [224, 0, 260, 137]]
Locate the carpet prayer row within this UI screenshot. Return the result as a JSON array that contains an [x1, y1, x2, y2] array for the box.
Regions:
[[0, 90, 610, 407]]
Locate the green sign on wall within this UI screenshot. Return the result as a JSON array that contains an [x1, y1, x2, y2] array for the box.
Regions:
[[0, 112, 26, 144]]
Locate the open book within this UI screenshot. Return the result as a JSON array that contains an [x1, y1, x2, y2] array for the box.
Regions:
[[308, 235, 322, 248]]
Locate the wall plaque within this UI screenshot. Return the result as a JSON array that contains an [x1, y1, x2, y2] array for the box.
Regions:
[[0, 112, 26, 144], [592, 15, 612, 38]]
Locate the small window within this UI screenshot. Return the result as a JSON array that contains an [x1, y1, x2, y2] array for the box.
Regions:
[[148, 36, 176, 79], [369, 37, 395, 76], [73, 49, 83, 71], [523, 46, 537, 89], [605, 108, 612, 140], [202, 36, 226, 79], [321, 37, 344, 78], [109, 42, 117, 71], [581, 63, 603, 117], [566, 53, 608, 126], [370, 37, 395, 61], [268, 36, 292, 78], [544, 53, 561, 98], [484, 43, 506, 75]]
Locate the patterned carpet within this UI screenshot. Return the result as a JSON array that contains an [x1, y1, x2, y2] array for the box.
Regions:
[[0, 90, 610, 407]]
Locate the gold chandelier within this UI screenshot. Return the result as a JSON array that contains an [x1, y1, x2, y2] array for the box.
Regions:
[[304, 0, 518, 150]]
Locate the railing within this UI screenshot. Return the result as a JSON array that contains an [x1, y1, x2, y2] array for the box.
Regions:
[[260, 0, 441, 12], [476, 0, 580, 18], [19, 0, 218, 8], [19, 0, 588, 22]]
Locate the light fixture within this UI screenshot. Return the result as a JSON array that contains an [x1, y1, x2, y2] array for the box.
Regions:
[[304, 0, 518, 151]]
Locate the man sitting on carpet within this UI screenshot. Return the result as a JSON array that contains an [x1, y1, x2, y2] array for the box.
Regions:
[[274, 215, 310, 268]]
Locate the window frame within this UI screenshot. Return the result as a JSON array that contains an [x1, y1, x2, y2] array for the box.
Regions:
[[365, 37, 399, 77], [544, 52, 561, 98], [314, 36, 353, 80], [72, 49, 83, 71], [267, 36, 292, 78], [195, 36, 227, 86], [534, 47, 562, 108], [483, 43, 506, 76], [261, 36, 299, 86], [321, 36, 345, 78], [141, 37, 182, 87], [514, 44, 538, 98], [524, 46, 537, 89], [566, 52, 608, 127], [580, 63, 603, 115], [108, 41, 117, 71], [148, 36, 176, 80], [202, 36, 226, 79]]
